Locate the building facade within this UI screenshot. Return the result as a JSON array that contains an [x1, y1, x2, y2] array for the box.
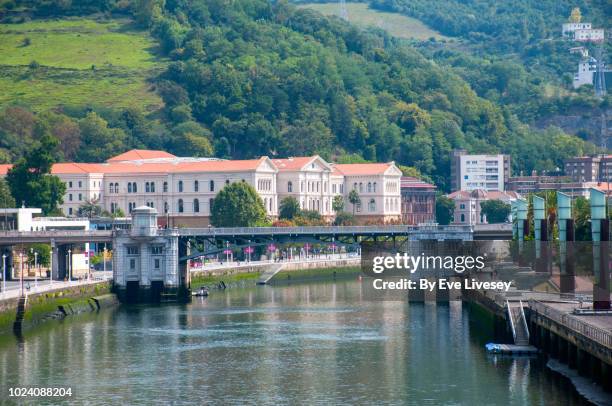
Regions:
[[400, 177, 436, 225], [450, 150, 511, 192], [1, 150, 402, 225], [448, 189, 520, 225]]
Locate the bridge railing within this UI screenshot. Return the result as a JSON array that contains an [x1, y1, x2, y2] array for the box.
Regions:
[[176, 225, 473, 236], [529, 300, 612, 348], [0, 230, 113, 238]]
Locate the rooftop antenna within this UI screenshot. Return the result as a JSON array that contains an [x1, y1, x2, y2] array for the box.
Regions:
[[339, 0, 349, 21]]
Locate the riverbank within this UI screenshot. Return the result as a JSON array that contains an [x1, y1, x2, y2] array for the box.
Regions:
[[0, 282, 117, 335]]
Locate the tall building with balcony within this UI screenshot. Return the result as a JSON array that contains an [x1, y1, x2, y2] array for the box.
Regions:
[[450, 150, 510, 192]]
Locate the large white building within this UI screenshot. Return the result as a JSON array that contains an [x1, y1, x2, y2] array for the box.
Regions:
[[0, 150, 402, 225], [573, 57, 598, 88], [450, 150, 511, 192]]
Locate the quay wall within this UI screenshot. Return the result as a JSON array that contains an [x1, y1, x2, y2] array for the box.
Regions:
[[0, 282, 117, 335]]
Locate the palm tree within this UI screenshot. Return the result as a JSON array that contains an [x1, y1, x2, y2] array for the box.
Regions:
[[78, 199, 103, 219], [348, 189, 360, 215]]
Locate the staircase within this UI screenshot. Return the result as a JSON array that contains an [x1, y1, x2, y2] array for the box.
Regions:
[[507, 300, 530, 346], [13, 295, 28, 332], [257, 263, 285, 285]]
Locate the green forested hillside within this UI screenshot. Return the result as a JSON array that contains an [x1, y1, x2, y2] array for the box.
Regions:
[[0, 0, 601, 191]]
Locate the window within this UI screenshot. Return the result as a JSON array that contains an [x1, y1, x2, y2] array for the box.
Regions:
[[178, 181, 183, 193], [150, 182, 155, 193], [163, 182, 168, 193], [353, 182, 357, 190], [78, 181, 82, 188], [367, 182, 372, 193], [164, 201, 169, 214], [460, 214, 465, 222], [145, 182, 150, 193], [151, 246, 163, 255], [114, 183, 119, 193], [288, 181, 293, 193], [130, 259, 136, 270], [209, 180, 215, 192], [194, 180, 199, 192], [332, 184, 337, 193], [127, 246, 139, 255], [68, 208, 73, 215], [69, 181, 73, 188], [460, 204, 465, 209], [178, 199, 184, 213], [128, 202, 135, 212], [109, 184, 114, 193], [356, 202, 361, 213], [132, 182, 137, 193], [69, 194, 73, 201], [128, 183, 132, 193], [359, 183, 363, 193], [209, 198, 214, 211], [225, 180, 230, 185], [193, 199, 200, 213], [154, 258, 160, 269], [368, 199, 376, 212], [111, 202, 118, 213], [373, 182, 377, 193], [78, 193, 82, 201]]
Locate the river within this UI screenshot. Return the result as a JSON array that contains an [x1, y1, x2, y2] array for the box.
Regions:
[[0, 279, 593, 405]]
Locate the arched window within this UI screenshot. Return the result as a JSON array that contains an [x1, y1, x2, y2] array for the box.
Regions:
[[163, 182, 168, 193], [114, 183, 119, 193], [194, 180, 199, 192], [367, 182, 372, 193], [128, 183, 132, 193], [288, 181, 293, 193], [225, 179, 230, 185], [460, 214, 465, 223], [369, 199, 376, 212], [373, 182, 377, 193], [150, 182, 155, 193], [353, 182, 357, 190], [209, 180, 215, 192], [109, 183, 113, 193], [178, 181, 183, 193], [178, 199, 184, 213], [145, 182, 150, 193], [193, 199, 200, 213], [164, 202, 169, 213], [132, 182, 137, 193], [359, 183, 363, 193], [209, 198, 214, 212]]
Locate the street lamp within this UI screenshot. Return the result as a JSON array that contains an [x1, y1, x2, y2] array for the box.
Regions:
[[19, 252, 24, 296], [34, 251, 38, 289], [68, 248, 72, 282], [1, 254, 5, 296]]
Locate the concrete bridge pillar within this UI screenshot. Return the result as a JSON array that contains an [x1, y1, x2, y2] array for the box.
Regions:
[[0, 246, 13, 281], [54, 244, 69, 281], [567, 341, 578, 369]]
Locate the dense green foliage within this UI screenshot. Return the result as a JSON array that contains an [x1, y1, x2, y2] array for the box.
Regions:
[[279, 197, 301, 220], [0, 179, 16, 208], [435, 195, 454, 225], [210, 182, 267, 227], [6, 133, 65, 215], [480, 199, 511, 223], [0, 0, 603, 192]]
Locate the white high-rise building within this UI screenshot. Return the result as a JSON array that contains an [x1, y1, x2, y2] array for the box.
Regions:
[[450, 150, 510, 192]]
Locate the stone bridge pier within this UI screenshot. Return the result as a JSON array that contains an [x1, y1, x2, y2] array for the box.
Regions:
[[0, 245, 13, 281]]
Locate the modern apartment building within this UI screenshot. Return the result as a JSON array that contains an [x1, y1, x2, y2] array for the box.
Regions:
[[450, 150, 511, 192], [0, 150, 402, 225]]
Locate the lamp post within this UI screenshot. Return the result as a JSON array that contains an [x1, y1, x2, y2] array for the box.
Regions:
[[1, 254, 5, 296], [34, 251, 38, 289], [68, 248, 72, 283], [19, 252, 24, 297], [103, 244, 107, 275]]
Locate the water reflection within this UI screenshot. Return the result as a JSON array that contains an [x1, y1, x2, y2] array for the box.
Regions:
[[0, 279, 592, 405]]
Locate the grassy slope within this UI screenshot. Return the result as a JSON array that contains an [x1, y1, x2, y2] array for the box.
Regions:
[[297, 2, 448, 40], [0, 18, 164, 111]]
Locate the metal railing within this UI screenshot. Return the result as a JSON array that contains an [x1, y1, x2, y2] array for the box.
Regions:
[[177, 225, 473, 236], [529, 300, 611, 348], [0, 230, 112, 238], [507, 300, 517, 343], [519, 300, 530, 342]]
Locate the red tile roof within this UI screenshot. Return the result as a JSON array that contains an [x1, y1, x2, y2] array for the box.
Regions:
[[0, 164, 11, 175], [448, 190, 520, 200], [333, 163, 394, 176], [107, 149, 177, 162], [271, 156, 317, 171], [400, 176, 436, 189]]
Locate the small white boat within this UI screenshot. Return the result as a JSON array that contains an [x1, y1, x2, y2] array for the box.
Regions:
[[192, 287, 209, 297]]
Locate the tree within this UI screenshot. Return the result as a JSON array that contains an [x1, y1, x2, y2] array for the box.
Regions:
[[480, 199, 511, 223], [0, 179, 16, 208], [27, 243, 51, 267], [78, 199, 103, 218], [211, 182, 266, 227], [333, 211, 356, 226], [279, 197, 301, 220], [6, 134, 66, 215], [332, 195, 344, 213], [78, 112, 127, 162], [348, 189, 361, 215], [569, 7, 582, 23], [436, 195, 455, 225]]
